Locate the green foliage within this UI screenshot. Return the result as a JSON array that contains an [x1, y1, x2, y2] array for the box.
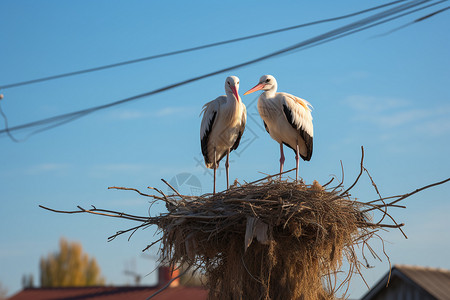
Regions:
[[40, 238, 105, 287]]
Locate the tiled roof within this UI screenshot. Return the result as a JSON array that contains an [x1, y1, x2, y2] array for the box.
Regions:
[[8, 286, 207, 300], [395, 265, 450, 300], [361, 264, 450, 300]]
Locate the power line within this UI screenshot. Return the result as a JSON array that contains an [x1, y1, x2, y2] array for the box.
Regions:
[[0, 96, 21, 142], [414, 4, 450, 20], [301, 0, 447, 51], [0, 0, 407, 90], [371, 2, 449, 37], [0, 0, 444, 139]]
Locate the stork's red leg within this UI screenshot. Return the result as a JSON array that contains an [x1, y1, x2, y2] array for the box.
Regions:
[[295, 143, 300, 182], [225, 149, 230, 190], [279, 143, 285, 180], [213, 147, 217, 194]]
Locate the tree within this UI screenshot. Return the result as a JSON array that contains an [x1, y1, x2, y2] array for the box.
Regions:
[[40, 238, 105, 287]]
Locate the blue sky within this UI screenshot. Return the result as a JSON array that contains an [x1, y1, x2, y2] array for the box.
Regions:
[[1, 0, 449, 298]]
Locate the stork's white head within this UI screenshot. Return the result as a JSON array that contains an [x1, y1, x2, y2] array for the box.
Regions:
[[243, 75, 277, 95], [225, 76, 240, 101]]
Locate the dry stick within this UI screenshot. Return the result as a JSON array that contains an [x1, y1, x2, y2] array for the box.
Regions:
[[341, 146, 365, 196], [322, 177, 335, 188], [361, 200, 406, 212], [364, 167, 382, 198], [108, 222, 151, 241], [147, 186, 187, 213], [145, 267, 190, 300], [39, 205, 149, 222], [108, 186, 154, 198], [147, 186, 168, 198], [364, 239, 383, 262], [336, 250, 354, 293], [85, 206, 150, 221], [365, 194, 404, 205], [331, 161, 346, 193], [247, 168, 296, 185], [361, 177, 450, 213], [76, 206, 149, 222], [373, 204, 405, 209], [388, 177, 450, 206], [351, 244, 370, 289], [361, 166, 393, 227], [89, 207, 149, 221], [39, 205, 85, 214], [373, 232, 392, 287], [362, 222, 404, 229], [367, 177, 450, 207], [358, 202, 407, 238], [142, 238, 164, 252], [161, 178, 186, 200]]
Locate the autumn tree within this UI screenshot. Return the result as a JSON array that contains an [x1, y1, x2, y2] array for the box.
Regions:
[[40, 238, 105, 287]]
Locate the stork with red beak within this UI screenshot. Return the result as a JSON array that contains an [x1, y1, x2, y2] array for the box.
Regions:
[[200, 76, 247, 193], [244, 75, 313, 181]]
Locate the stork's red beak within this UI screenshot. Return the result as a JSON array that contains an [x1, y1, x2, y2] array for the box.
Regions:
[[230, 85, 239, 101], [243, 83, 265, 95]]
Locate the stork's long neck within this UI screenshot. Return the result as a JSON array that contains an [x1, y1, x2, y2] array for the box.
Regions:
[[226, 90, 240, 105], [225, 91, 242, 120], [263, 85, 277, 99], [226, 89, 240, 103]]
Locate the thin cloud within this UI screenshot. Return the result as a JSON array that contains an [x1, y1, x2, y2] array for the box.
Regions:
[[112, 110, 148, 120], [331, 71, 370, 85], [90, 163, 149, 173], [344, 95, 450, 133], [88, 163, 148, 179], [155, 106, 194, 117], [344, 95, 408, 114], [25, 163, 71, 175], [415, 117, 450, 136]]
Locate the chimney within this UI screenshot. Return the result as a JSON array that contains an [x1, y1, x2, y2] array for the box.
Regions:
[[158, 266, 180, 287]]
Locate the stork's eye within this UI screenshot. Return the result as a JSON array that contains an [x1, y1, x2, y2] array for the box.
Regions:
[[237, 81, 239, 85], [265, 79, 270, 83], [227, 81, 230, 85]]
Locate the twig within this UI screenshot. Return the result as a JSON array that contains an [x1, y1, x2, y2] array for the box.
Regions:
[[247, 168, 296, 185], [161, 178, 186, 200], [322, 177, 335, 188], [145, 267, 190, 300], [39, 205, 150, 222], [108, 186, 154, 198], [107, 222, 152, 241], [142, 238, 163, 252], [341, 146, 364, 196], [387, 177, 450, 206], [362, 222, 404, 229]]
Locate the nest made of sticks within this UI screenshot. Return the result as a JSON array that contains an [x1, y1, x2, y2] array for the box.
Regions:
[[39, 148, 450, 300], [151, 177, 389, 300]]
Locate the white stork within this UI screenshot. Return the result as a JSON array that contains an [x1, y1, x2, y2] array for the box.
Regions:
[[244, 75, 313, 181], [200, 76, 247, 193]]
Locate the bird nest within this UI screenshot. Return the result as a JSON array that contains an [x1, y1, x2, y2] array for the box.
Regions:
[[150, 177, 399, 300], [40, 148, 450, 300]]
